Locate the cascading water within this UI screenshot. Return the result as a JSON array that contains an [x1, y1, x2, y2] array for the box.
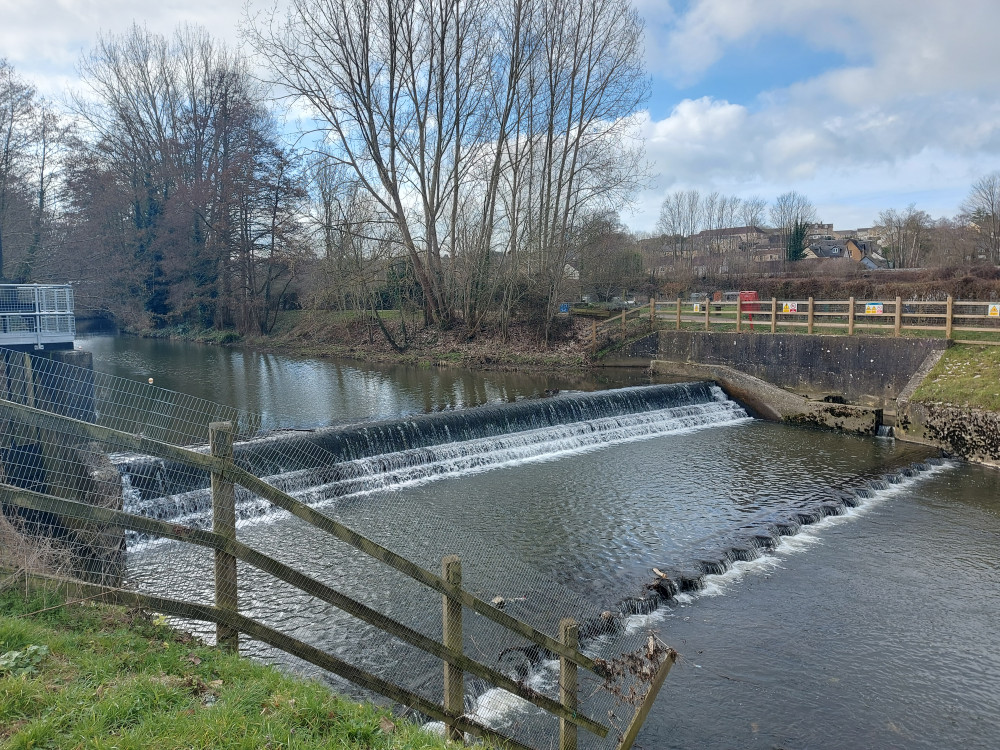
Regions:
[[81, 335, 1000, 750], [118, 382, 752, 527]]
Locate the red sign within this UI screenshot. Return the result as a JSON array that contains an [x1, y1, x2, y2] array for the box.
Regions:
[[739, 290, 760, 311]]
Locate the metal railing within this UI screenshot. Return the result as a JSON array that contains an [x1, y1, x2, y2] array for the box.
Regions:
[[0, 284, 75, 349]]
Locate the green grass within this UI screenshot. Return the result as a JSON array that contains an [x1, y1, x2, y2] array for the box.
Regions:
[[910, 344, 1000, 411], [0, 588, 452, 750]]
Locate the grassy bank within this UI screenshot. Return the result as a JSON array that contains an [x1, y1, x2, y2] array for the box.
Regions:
[[910, 343, 1000, 411], [0, 587, 451, 750]]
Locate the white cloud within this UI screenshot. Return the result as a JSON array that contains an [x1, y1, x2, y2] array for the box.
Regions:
[[627, 0, 1000, 232], [0, 0, 251, 98]]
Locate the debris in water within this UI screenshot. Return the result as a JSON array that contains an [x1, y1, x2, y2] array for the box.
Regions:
[[491, 596, 505, 609], [593, 632, 677, 706]]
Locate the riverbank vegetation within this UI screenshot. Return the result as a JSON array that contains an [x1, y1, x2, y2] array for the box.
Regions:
[[0, 586, 451, 750], [4, 5, 1000, 361]]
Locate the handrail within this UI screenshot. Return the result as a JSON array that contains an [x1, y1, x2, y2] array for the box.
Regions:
[[0, 284, 75, 349]]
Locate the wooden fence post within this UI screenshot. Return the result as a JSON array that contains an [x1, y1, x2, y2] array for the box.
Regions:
[[210, 421, 238, 652], [894, 296, 902, 337], [946, 296, 954, 339], [621, 308, 627, 340], [770, 298, 777, 334], [676, 298, 682, 331], [807, 297, 815, 335], [649, 299, 655, 329], [704, 301, 710, 331], [559, 618, 579, 750], [442, 555, 464, 742], [736, 296, 742, 333], [591, 319, 597, 353], [848, 297, 855, 336]]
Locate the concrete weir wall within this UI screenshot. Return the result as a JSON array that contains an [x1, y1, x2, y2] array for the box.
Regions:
[[630, 331, 949, 407], [649, 359, 883, 436]]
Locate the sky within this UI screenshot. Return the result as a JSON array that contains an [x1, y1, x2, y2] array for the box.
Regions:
[[3, 0, 1000, 234]]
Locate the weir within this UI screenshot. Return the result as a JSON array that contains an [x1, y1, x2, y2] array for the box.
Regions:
[[4, 342, 962, 749], [116, 382, 752, 519]]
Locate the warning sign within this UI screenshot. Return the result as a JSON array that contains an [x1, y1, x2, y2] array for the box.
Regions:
[[693, 303, 701, 313], [782, 302, 798, 313], [989, 304, 1000, 317], [865, 303, 884, 315]]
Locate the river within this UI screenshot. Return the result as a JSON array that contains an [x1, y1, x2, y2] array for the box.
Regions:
[[77, 335, 1000, 749]]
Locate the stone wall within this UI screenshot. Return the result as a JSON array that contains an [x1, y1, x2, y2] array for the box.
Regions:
[[896, 401, 1000, 468], [642, 331, 949, 407]]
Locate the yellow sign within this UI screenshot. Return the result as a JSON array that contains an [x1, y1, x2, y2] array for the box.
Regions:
[[989, 304, 1000, 317], [782, 302, 798, 313], [693, 303, 701, 313], [865, 303, 884, 315]]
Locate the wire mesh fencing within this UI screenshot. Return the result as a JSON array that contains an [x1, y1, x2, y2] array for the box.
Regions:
[[0, 346, 676, 750]]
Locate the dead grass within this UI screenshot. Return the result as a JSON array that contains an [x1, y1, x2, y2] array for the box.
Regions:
[[250, 309, 593, 370], [0, 513, 73, 590]]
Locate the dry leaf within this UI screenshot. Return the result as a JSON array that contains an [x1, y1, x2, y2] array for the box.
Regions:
[[186, 654, 202, 665], [379, 717, 396, 734]]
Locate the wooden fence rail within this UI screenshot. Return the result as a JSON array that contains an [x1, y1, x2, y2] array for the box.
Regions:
[[0, 396, 676, 750], [589, 296, 1000, 352]]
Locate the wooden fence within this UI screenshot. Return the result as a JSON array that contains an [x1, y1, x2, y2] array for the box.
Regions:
[[0, 396, 675, 750], [590, 296, 1000, 352]]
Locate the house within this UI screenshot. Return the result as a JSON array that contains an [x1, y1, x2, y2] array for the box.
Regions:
[[751, 249, 782, 262], [691, 226, 768, 253], [846, 239, 889, 269], [803, 239, 848, 259]]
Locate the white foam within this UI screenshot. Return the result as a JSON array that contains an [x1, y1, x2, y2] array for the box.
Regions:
[[669, 460, 955, 606]]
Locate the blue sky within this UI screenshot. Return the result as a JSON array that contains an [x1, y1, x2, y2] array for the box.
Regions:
[[4, 0, 1000, 233]]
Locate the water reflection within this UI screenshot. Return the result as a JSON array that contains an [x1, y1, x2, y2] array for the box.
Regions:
[[78, 335, 648, 429]]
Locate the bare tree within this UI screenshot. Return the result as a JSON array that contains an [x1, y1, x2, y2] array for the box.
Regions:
[[924, 216, 976, 266], [739, 195, 767, 230], [876, 204, 931, 268], [960, 171, 1000, 264], [0, 60, 39, 280], [71, 24, 302, 330], [770, 190, 816, 260], [250, 0, 647, 340], [656, 191, 685, 257]]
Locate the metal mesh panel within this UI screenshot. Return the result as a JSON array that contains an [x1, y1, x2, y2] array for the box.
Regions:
[[0, 285, 75, 347], [0, 346, 674, 750]]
